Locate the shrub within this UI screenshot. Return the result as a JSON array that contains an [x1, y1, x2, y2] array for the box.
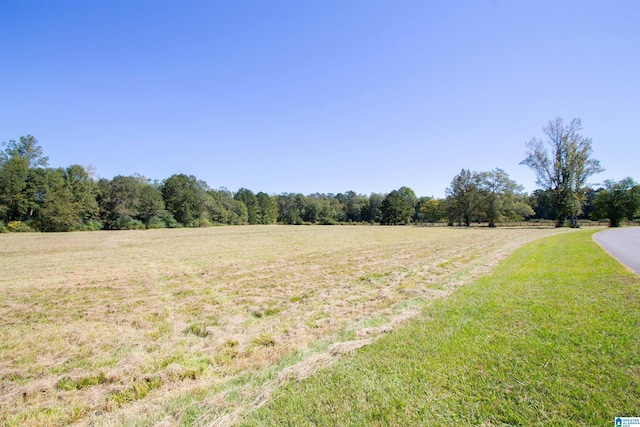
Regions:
[[78, 219, 103, 231], [146, 216, 167, 229], [7, 221, 35, 232], [114, 215, 146, 230], [187, 218, 213, 228], [0, 222, 7, 233], [158, 210, 180, 228]]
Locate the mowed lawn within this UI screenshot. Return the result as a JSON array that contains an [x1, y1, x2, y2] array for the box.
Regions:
[[0, 225, 568, 426], [241, 230, 640, 426]]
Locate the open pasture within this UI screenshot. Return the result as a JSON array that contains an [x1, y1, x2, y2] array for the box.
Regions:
[[0, 225, 568, 426]]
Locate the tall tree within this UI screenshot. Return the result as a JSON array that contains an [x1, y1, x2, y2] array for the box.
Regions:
[[234, 188, 258, 224], [256, 192, 278, 224], [161, 174, 209, 226], [529, 189, 556, 220], [276, 193, 308, 225], [337, 191, 367, 222], [137, 183, 175, 227], [97, 175, 146, 229], [476, 168, 532, 227], [362, 193, 384, 223], [520, 117, 604, 227], [381, 187, 416, 225], [210, 188, 248, 225], [37, 168, 79, 232], [1, 135, 49, 168], [65, 165, 99, 225], [0, 156, 29, 222], [0, 135, 49, 223], [419, 198, 446, 223], [445, 169, 480, 226]]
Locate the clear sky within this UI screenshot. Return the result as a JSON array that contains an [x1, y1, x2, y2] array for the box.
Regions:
[[1, 1, 638, 198]]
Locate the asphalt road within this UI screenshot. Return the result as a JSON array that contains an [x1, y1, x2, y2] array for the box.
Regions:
[[593, 227, 640, 274]]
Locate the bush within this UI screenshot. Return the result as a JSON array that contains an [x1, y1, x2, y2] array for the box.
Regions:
[[187, 218, 213, 228], [146, 216, 167, 229], [78, 219, 104, 231], [0, 222, 7, 233], [114, 215, 146, 230], [158, 210, 180, 228], [6, 221, 35, 232]]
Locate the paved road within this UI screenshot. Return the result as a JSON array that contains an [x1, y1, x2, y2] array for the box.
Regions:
[[593, 227, 640, 274]]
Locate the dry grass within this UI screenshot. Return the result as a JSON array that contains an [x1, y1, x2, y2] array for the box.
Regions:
[[0, 225, 570, 426]]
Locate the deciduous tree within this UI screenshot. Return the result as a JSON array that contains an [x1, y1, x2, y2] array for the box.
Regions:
[[1, 135, 49, 168], [256, 192, 278, 224], [235, 188, 258, 224], [161, 174, 209, 226], [520, 118, 603, 227], [446, 169, 479, 226], [476, 168, 532, 227], [592, 178, 640, 227], [381, 187, 416, 225], [419, 198, 446, 223]]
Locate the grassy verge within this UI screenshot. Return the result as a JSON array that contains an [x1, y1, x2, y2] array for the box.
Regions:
[[240, 230, 640, 426]]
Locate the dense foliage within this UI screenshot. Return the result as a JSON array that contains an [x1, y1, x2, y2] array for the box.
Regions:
[[591, 178, 640, 227], [1, 133, 637, 232], [445, 168, 534, 227]]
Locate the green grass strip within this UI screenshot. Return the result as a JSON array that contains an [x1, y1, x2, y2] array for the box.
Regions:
[[240, 231, 640, 426]]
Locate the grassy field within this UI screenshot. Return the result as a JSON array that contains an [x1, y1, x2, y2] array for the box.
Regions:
[[0, 225, 569, 426], [241, 230, 640, 426]]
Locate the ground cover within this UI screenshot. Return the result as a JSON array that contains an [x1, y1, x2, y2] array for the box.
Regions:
[[0, 225, 568, 426], [241, 230, 640, 426]]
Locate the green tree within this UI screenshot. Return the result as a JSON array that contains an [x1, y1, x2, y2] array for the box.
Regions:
[[0, 156, 29, 222], [221, 189, 248, 225], [137, 183, 176, 227], [592, 178, 640, 227], [303, 195, 322, 223], [419, 198, 446, 223], [0, 135, 50, 223], [256, 192, 278, 224], [206, 188, 248, 225], [65, 165, 99, 227], [37, 168, 79, 231], [276, 193, 308, 225], [362, 193, 384, 223], [161, 174, 209, 226], [521, 117, 604, 227], [529, 189, 556, 221], [97, 175, 146, 229], [446, 169, 480, 226], [381, 187, 416, 225], [336, 191, 367, 222], [476, 168, 532, 227], [235, 188, 258, 224], [1, 135, 49, 168]]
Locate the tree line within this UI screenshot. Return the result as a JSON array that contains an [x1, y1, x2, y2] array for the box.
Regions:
[[1, 119, 639, 232]]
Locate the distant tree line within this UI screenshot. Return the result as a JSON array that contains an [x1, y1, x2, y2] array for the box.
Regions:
[[1, 128, 638, 232]]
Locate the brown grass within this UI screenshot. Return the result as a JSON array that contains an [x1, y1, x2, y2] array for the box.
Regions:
[[0, 225, 570, 426]]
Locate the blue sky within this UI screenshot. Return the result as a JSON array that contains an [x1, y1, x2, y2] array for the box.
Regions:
[[1, 1, 638, 198]]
